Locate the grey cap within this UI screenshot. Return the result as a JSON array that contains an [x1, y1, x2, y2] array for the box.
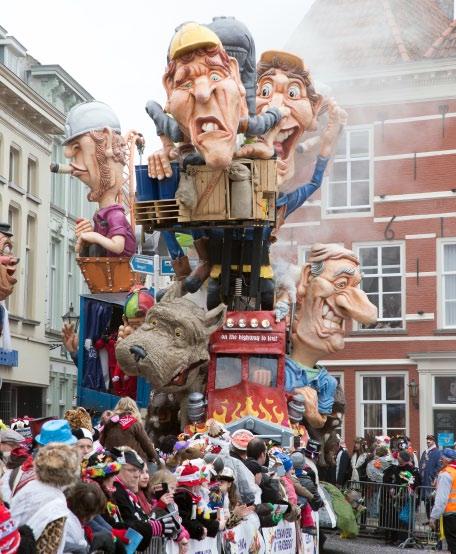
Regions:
[[290, 451, 305, 470], [0, 428, 24, 444], [63, 101, 121, 145]]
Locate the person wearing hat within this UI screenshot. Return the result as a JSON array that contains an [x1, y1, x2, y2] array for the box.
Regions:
[[10, 443, 79, 553], [229, 429, 254, 462], [112, 447, 179, 549], [0, 429, 24, 479], [72, 427, 96, 460], [174, 461, 221, 540], [430, 448, 456, 553], [419, 434, 442, 518], [35, 419, 77, 447], [61, 101, 136, 258]]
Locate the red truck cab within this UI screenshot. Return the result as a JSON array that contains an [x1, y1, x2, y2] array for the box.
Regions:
[[206, 311, 295, 446]]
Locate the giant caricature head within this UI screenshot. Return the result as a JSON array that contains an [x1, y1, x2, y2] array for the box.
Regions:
[[0, 223, 18, 301], [293, 243, 377, 363], [63, 101, 127, 202], [163, 22, 247, 170], [256, 51, 322, 185]]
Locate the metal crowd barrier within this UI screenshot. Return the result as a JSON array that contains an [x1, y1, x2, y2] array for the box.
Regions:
[[345, 480, 439, 549]]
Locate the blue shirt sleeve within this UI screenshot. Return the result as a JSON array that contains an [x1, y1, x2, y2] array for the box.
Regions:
[[277, 155, 329, 217]]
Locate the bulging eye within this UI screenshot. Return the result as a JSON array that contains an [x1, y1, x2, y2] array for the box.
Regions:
[[210, 73, 221, 82], [149, 319, 158, 327], [2, 245, 11, 255], [335, 280, 348, 290], [181, 81, 192, 89], [288, 85, 301, 99], [260, 83, 272, 97], [175, 328, 183, 338]]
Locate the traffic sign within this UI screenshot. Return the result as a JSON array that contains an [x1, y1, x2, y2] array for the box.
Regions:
[[129, 255, 155, 274], [160, 258, 175, 275]]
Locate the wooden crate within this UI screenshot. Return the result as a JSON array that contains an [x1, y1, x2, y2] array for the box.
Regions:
[[134, 158, 278, 227], [77, 257, 143, 293], [135, 199, 180, 227]]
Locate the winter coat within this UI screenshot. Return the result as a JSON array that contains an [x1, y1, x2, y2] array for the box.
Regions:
[[173, 488, 219, 540], [419, 446, 441, 488], [100, 412, 157, 462]]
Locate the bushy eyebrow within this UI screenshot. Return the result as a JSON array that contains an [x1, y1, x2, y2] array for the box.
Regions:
[[333, 267, 357, 277], [174, 59, 230, 87]]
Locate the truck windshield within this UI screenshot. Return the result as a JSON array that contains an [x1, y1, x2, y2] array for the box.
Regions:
[[215, 355, 242, 389], [248, 355, 278, 387]]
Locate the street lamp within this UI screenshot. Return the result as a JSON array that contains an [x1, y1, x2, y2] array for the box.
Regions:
[[62, 303, 80, 333], [49, 303, 80, 351], [408, 378, 419, 408]]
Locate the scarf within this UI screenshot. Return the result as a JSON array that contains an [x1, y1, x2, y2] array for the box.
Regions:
[[351, 452, 367, 482]]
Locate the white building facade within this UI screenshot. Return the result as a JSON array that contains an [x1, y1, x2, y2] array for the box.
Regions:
[[0, 25, 93, 421]]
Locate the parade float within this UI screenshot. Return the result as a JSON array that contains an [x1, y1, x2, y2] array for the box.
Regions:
[[55, 16, 377, 455]]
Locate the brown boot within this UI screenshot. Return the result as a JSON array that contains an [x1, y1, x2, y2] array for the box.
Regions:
[[171, 255, 191, 280], [184, 237, 212, 293]]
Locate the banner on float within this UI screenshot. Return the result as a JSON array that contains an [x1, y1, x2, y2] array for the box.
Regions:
[[261, 520, 296, 554]]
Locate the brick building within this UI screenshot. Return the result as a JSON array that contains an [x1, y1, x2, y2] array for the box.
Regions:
[[281, 0, 456, 453]]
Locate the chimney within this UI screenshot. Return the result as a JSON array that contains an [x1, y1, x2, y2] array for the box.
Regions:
[[436, 0, 454, 20]]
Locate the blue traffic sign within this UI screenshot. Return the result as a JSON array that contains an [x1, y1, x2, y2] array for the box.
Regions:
[[129, 255, 155, 274], [160, 258, 175, 275]]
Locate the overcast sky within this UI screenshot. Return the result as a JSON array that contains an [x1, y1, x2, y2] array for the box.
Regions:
[[1, 0, 315, 152]]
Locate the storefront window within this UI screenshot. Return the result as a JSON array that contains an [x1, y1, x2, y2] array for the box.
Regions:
[[434, 376, 456, 404], [215, 355, 242, 389], [433, 376, 456, 447]]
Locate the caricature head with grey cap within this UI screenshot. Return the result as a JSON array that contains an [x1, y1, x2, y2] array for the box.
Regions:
[[63, 101, 126, 203], [63, 101, 121, 145]]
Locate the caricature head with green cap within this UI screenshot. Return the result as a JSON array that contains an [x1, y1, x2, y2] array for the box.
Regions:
[[123, 286, 155, 330]]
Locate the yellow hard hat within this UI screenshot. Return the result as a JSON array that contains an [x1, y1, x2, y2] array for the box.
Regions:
[[169, 22, 222, 60]]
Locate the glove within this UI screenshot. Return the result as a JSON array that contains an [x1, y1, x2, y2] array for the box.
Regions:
[[161, 515, 179, 538], [111, 528, 129, 545], [90, 531, 116, 554]]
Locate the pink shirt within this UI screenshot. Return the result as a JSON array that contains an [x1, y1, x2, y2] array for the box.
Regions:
[[93, 205, 136, 257]]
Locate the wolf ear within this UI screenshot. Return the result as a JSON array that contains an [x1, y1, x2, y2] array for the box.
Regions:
[[204, 303, 227, 336], [159, 281, 185, 303]]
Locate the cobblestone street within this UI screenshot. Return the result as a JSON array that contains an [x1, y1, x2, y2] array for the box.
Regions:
[[324, 534, 447, 553]]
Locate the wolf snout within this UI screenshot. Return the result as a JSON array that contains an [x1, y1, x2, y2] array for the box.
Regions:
[[130, 345, 147, 362]]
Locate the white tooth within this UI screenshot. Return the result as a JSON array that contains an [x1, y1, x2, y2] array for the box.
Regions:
[[326, 309, 335, 321], [323, 320, 331, 329], [207, 122, 216, 131], [322, 304, 329, 316], [202, 123, 208, 132], [213, 123, 219, 131]]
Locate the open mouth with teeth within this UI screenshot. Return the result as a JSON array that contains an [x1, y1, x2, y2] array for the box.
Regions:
[[166, 366, 190, 387], [318, 301, 344, 337], [273, 126, 300, 162], [195, 116, 230, 140]]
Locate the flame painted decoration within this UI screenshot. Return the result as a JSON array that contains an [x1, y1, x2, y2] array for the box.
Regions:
[[212, 395, 287, 425]]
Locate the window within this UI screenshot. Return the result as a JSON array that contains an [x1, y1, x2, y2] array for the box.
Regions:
[[23, 215, 36, 318], [8, 146, 21, 186], [357, 243, 404, 329], [248, 356, 278, 387], [67, 247, 79, 315], [51, 143, 65, 208], [359, 373, 407, 437], [441, 242, 456, 328], [68, 176, 82, 217], [48, 237, 63, 330], [27, 157, 38, 196], [434, 377, 456, 405], [215, 355, 242, 389], [327, 128, 371, 214]]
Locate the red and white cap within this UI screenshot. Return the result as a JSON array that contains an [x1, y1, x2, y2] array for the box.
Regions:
[[0, 502, 20, 554], [175, 462, 203, 487]]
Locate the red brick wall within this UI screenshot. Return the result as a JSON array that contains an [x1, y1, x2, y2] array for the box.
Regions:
[[282, 97, 456, 449]]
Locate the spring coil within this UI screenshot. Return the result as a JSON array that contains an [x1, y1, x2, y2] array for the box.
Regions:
[[234, 277, 242, 297]]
